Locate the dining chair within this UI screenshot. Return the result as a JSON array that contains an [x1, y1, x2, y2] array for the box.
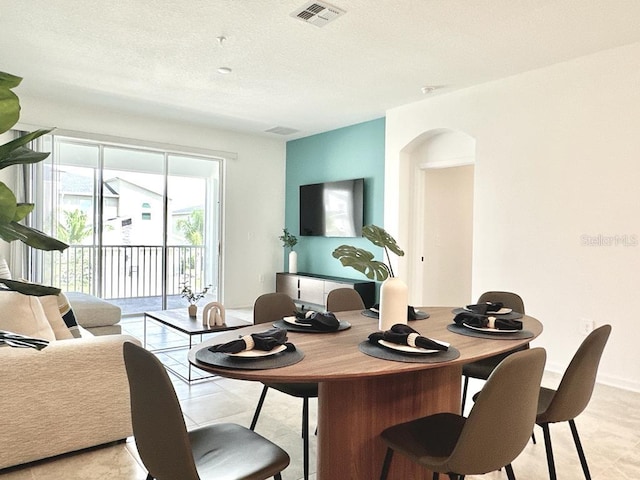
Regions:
[[461, 290, 527, 413], [326, 287, 365, 312], [536, 324, 611, 480], [122, 341, 290, 480], [379, 347, 546, 480], [251, 292, 317, 480]]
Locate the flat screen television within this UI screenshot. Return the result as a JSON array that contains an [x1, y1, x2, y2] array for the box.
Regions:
[[299, 178, 364, 237]]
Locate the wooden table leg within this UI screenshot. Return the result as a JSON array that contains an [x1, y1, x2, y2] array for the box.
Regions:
[[317, 365, 461, 480]]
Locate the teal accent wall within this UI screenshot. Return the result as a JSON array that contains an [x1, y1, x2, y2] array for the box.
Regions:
[[285, 118, 385, 279]]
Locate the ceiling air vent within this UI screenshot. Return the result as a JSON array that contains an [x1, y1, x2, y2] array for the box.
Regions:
[[265, 126, 300, 136], [291, 1, 346, 28]]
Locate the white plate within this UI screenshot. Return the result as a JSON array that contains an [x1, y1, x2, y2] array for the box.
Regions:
[[227, 344, 287, 358], [490, 307, 512, 315], [462, 323, 518, 333], [283, 316, 313, 327], [378, 339, 449, 355], [465, 307, 512, 315]]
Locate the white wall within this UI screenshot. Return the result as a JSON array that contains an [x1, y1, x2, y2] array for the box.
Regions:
[[16, 95, 286, 308], [386, 42, 640, 391]]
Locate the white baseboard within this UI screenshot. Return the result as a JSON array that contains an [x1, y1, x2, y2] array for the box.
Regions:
[[545, 362, 640, 393]]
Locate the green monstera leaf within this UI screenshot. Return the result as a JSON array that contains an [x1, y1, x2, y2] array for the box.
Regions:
[[362, 225, 405, 257], [332, 225, 404, 281], [332, 245, 391, 281]]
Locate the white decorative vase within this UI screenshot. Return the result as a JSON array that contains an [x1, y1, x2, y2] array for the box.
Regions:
[[288, 250, 298, 274], [378, 277, 408, 331]]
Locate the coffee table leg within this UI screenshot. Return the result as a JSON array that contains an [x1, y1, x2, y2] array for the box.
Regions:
[[317, 365, 461, 480]]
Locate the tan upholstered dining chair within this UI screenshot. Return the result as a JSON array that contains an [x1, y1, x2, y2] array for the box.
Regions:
[[379, 347, 546, 480], [251, 292, 317, 480], [536, 324, 611, 480], [326, 287, 365, 312], [461, 291, 527, 412], [122, 341, 289, 480]]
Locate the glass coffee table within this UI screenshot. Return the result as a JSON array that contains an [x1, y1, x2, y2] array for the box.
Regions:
[[144, 308, 251, 383]]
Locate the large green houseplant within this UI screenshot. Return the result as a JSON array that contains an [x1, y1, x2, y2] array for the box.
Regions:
[[0, 71, 67, 252]]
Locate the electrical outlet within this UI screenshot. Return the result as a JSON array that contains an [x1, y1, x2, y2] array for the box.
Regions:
[[258, 274, 264, 284], [579, 318, 594, 335]]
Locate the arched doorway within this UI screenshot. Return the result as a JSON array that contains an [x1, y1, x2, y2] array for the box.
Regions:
[[401, 129, 476, 306]]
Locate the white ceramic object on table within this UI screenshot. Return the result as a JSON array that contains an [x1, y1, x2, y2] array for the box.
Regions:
[[202, 302, 225, 327], [378, 276, 408, 331]]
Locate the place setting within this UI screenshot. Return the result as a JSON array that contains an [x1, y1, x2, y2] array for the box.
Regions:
[[195, 326, 305, 370], [358, 323, 460, 363], [273, 310, 351, 333], [447, 302, 534, 339]]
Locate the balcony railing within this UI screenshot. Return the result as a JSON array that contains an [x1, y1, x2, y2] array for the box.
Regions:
[[42, 245, 208, 302]]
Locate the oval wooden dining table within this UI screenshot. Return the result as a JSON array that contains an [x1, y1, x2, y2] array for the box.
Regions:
[[188, 306, 543, 480]]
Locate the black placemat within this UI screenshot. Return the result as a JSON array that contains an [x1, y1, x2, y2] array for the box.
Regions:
[[446, 323, 534, 340], [450, 308, 523, 321], [360, 309, 430, 320], [195, 345, 305, 370], [272, 319, 351, 333], [358, 340, 460, 364]]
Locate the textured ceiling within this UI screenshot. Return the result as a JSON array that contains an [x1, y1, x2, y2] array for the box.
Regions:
[[2, 0, 640, 139]]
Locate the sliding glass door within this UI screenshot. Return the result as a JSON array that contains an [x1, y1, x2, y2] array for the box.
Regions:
[[32, 135, 222, 315]]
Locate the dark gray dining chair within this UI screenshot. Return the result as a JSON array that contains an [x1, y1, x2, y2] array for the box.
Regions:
[[536, 324, 611, 480], [123, 341, 289, 480], [251, 292, 317, 480], [380, 347, 546, 480], [461, 291, 527, 412], [326, 288, 365, 312]]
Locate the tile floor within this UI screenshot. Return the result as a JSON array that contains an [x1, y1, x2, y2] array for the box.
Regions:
[[1, 312, 639, 480]]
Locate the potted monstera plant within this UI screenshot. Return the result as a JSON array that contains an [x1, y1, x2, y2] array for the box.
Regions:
[[0, 71, 68, 295], [332, 225, 407, 329]]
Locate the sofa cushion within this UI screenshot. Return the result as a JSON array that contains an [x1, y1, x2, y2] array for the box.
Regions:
[[65, 292, 121, 329], [0, 291, 56, 341], [38, 295, 74, 340]]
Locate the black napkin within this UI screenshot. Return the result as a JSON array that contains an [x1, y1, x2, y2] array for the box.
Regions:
[[0, 330, 49, 350], [453, 311, 523, 330], [209, 327, 295, 354], [294, 311, 340, 331], [368, 323, 448, 351], [370, 304, 422, 320], [465, 302, 504, 315]]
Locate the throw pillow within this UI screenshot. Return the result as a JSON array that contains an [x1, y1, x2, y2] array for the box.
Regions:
[[0, 291, 56, 341], [38, 295, 74, 340], [57, 292, 81, 338], [0, 258, 11, 279]]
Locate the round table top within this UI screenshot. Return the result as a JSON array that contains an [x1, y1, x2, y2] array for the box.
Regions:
[[188, 306, 543, 383]]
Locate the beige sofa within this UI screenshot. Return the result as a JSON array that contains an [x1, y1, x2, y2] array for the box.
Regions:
[[0, 288, 139, 470]]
